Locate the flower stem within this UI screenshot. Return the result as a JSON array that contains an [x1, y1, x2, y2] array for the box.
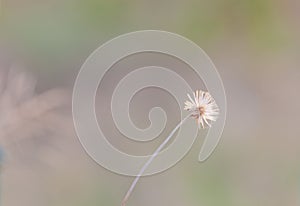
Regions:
[[121, 114, 191, 206]]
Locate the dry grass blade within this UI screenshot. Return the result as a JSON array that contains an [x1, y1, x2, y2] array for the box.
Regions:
[[0, 65, 70, 153]]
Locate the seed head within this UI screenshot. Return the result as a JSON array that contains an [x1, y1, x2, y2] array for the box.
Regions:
[[184, 90, 219, 128]]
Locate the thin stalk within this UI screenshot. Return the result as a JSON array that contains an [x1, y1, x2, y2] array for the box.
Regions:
[[121, 114, 191, 206]]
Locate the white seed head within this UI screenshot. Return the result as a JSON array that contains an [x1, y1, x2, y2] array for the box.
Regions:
[[184, 90, 219, 129]]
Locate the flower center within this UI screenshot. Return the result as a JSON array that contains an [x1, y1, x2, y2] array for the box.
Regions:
[[198, 106, 205, 116]]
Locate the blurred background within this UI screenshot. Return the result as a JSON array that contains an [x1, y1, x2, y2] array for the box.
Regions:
[[1, 0, 300, 205]]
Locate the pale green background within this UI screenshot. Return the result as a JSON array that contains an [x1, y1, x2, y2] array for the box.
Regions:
[[1, 0, 300, 205]]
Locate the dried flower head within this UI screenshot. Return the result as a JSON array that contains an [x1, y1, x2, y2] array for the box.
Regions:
[[184, 90, 219, 128], [122, 89, 220, 206]]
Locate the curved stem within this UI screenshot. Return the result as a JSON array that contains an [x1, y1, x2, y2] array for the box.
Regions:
[[121, 114, 191, 206]]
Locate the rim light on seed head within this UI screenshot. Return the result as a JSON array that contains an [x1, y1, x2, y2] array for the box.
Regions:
[[184, 90, 219, 129]]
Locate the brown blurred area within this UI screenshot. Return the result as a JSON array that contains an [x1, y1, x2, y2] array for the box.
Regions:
[[0, 0, 300, 205]]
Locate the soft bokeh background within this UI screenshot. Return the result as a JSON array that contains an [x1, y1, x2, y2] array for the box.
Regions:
[[1, 0, 300, 205]]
